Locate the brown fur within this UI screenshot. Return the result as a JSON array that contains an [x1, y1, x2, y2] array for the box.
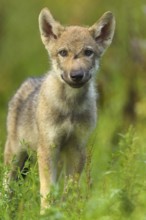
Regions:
[[4, 8, 115, 213]]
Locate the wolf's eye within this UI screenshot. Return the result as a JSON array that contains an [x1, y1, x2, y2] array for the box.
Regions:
[[58, 49, 68, 57], [84, 49, 94, 57]]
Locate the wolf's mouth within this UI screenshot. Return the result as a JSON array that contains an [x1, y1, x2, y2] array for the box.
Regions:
[[61, 74, 91, 88]]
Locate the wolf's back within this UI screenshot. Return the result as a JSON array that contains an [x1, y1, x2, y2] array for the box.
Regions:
[[6, 77, 44, 142]]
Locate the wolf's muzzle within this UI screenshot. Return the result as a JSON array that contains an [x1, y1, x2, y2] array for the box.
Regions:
[[70, 70, 84, 82]]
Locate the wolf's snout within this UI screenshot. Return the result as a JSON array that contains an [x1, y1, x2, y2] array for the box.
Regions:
[[70, 71, 84, 82]]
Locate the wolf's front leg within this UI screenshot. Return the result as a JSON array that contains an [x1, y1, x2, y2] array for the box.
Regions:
[[65, 145, 86, 179], [37, 143, 59, 214]]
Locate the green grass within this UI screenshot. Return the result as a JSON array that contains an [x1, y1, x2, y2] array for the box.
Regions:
[[0, 124, 146, 220], [0, 0, 146, 219]]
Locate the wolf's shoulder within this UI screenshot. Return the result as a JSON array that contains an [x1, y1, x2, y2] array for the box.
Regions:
[[9, 76, 45, 108]]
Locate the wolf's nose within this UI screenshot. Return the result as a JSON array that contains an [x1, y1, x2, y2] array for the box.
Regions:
[[70, 71, 84, 82]]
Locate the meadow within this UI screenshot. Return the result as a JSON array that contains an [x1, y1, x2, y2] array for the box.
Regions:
[[0, 0, 146, 219]]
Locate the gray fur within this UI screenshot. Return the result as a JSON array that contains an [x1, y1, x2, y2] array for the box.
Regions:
[[4, 8, 115, 213]]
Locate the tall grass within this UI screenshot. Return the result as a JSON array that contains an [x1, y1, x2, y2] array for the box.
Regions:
[[0, 126, 146, 220]]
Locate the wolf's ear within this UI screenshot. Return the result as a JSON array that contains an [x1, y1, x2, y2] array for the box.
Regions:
[[89, 12, 115, 55], [39, 8, 64, 46]]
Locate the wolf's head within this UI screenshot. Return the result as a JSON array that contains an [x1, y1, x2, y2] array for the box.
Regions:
[[39, 8, 115, 88]]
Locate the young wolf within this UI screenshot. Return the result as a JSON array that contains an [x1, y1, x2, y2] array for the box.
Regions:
[[4, 8, 115, 212]]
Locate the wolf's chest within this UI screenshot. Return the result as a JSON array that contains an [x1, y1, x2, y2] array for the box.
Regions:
[[46, 109, 95, 147]]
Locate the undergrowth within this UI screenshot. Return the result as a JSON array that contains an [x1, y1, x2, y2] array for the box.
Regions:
[[0, 127, 146, 220]]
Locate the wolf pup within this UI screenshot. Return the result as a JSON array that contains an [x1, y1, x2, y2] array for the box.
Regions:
[[4, 8, 115, 213]]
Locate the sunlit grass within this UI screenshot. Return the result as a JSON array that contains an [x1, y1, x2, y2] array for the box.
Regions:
[[0, 124, 146, 220]]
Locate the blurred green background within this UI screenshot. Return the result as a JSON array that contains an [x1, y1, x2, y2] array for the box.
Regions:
[[0, 0, 146, 219]]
